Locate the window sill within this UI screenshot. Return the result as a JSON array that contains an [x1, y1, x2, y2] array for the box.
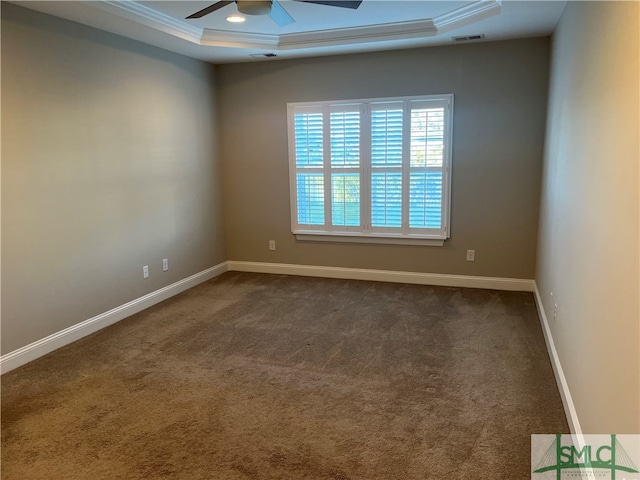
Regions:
[[294, 232, 446, 247]]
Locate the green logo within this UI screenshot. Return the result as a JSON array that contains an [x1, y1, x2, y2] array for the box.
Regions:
[[532, 434, 639, 480]]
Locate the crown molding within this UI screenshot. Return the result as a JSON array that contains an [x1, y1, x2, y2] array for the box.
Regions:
[[90, 0, 203, 44], [201, 29, 279, 49], [434, 0, 502, 32], [278, 18, 438, 50], [87, 0, 502, 52]]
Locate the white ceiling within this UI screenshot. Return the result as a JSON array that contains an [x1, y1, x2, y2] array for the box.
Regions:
[[11, 1, 566, 64]]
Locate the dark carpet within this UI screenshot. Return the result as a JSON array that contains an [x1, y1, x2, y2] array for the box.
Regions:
[[1, 272, 568, 479]]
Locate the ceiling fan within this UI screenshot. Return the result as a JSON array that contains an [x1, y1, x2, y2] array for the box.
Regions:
[[186, 1, 363, 27]]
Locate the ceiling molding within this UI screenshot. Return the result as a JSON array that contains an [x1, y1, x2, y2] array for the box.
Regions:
[[277, 18, 438, 50], [201, 30, 279, 49], [434, 0, 502, 32], [86, 0, 502, 52], [90, 0, 203, 44]]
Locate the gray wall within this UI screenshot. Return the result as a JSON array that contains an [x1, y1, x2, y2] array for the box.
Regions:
[[536, 1, 639, 433], [1, 3, 226, 354], [217, 38, 550, 279]]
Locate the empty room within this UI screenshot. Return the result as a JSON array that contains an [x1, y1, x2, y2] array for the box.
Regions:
[[1, 1, 638, 478]]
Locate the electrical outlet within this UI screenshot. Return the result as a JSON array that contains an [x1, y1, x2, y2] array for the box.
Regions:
[[466, 249, 475, 262], [162, 258, 169, 271], [269, 240, 276, 251], [143, 265, 149, 279], [553, 304, 558, 321]]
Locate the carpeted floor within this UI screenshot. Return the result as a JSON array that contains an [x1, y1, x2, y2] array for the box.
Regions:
[[1, 272, 568, 479]]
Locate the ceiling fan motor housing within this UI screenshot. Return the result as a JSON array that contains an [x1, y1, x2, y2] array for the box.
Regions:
[[237, 1, 272, 15]]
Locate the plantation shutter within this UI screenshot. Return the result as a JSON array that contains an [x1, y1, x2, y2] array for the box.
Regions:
[[370, 102, 403, 230], [288, 94, 452, 244], [293, 106, 325, 227], [330, 105, 361, 229], [408, 99, 448, 234]]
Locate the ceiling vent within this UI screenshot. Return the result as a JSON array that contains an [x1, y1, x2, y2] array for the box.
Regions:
[[452, 34, 486, 42], [250, 53, 278, 58]]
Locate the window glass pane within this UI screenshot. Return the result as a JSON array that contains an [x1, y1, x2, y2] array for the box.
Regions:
[[409, 172, 442, 229], [330, 111, 360, 168], [410, 108, 444, 168], [371, 107, 403, 168], [297, 173, 324, 225], [372, 173, 402, 227], [332, 174, 360, 226], [294, 113, 323, 168]]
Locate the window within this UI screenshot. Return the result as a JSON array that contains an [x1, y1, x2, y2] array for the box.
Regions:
[[288, 94, 453, 246]]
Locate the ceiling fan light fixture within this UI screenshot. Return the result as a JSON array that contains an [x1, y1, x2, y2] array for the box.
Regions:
[[226, 14, 246, 23], [237, 1, 272, 16]]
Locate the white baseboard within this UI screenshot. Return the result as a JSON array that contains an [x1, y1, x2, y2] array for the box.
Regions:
[[0, 261, 229, 374], [228, 261, 536, 292], [533, 284, 583, 436]]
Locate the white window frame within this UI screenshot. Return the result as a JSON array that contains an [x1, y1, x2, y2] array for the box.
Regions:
[[287, 94, 453, 246]]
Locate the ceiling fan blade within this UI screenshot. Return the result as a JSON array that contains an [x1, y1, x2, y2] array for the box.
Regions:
[[269, 0, 295, 26], [186, 1, 234, 19], [296, 0, 362, 9]]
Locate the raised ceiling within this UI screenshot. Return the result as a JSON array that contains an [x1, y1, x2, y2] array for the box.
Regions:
[[11, 1, 566, 64]]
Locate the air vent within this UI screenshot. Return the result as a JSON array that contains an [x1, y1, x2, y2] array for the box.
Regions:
[[452, 34, 486, 42], [250, 53, 277, 58]]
